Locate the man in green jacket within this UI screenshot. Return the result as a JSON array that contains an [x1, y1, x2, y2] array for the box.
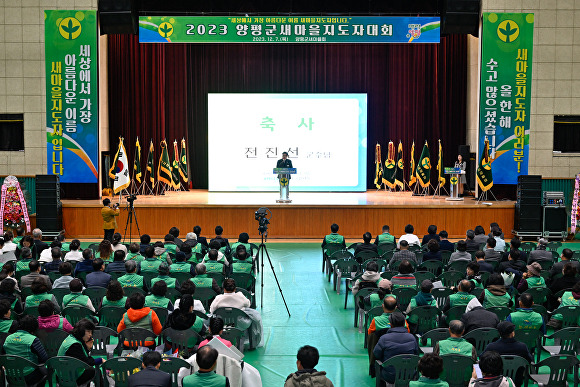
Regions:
[[118, 260, 144, 288], [183, 345, 230, 387], [321, 223, 346, 249], [506, 293, 546, 334], [433, 320, 477, 363]]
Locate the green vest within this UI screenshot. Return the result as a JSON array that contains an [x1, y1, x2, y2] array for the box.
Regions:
[[164, 244, 178, 255], [437, 337, 474, 357], [102, 296, 127, 308], [16, 259, 32, 272], [231, 242, 251, 257], [192, 275, 213, 288], [525, 277, 545, 288], [407, 298, 437, 325], [324, 233, 345, 246], [58, 335, 88, 357], [145, 294, 170, 309], [25, 293, 53, 309], [140, 259, 162, 273], [232, 261, 253, 274], [449, 292, 475, 308], [553, 291, 580, 322], [483, 289, 512, 308], [170, 262, 192, 273], [126, 252, 144, 262], [0, 319, 13, 333], [3, 331, 38, 374], [61, 242, 70, 253], [469, 279, 484, 289], [205, 261, 223, 274], [95, 252, 112, 262], [151, 276, 177, 288], [13, 237, 23, 244], [123, 310, 155, 341], [377, 233, 395, 245], [509, 309, 544, 331], [192, 244, 203, 254], [409, 377, 450, 387], [190, 316, 204, 334], [183, 372, 227, 387], [63, 293, 91, 309], [371, 312, 392, 331], [118, 273, 144, 288]]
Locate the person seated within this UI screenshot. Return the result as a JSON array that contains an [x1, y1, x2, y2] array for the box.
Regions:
[[368, 296, 398, 336], [139, 234, 151, 254], [0, 279, 23, 314], [39, 240, 61, 263], [117, 292, 163, 347], [354, 232, 379, 262], [192, 264, 221, 294], [12, 227, 24, 245], [483, 238, 501, 263], [547, 281, 580, 329], [151, 263, 179, 289], [63, 279, 95, 312], [193, 225, 208, 248], [502, 238, 527, 264], [549, 262, 579, 296], [506, 293, 545, 334], [183, 345, 231, 387], [52, 261, 75, 289], [210, 225, 230, 249], [422, 225, 440, 247], [374, 225, 396, 246], [528, 238, 552, 264], [17, 235, 36, 260], [231, 245, 254, 275], [43, 247, 63, 273], [163, 294, 206, 340], [475, 251, 494, 273], [73, 249, 95, 278], [128, 351, 171, 387], [16, 246, 34, 277], [145, 280, 174, 312], [483, 273, 513, 309], [410, 353, 449, 387], [466, 262, 483, 289], [111, 232, 127, 254], [140, 246, 163, 274], [170, 251, 195, 276], [465, 230, 480, 252], [229, 233, 251, 256], [391, 260, 416, 289], [321, 223, 346, 250], [433, 320, 477, 362], [460, 298, 499, 334], [550, 248, 580, 279], [25, 277, 60, 313], [497, 250, 527, 275], [101, 280, 128, 309], [204, 249, 226, 274], [442, 280, 476, 314], [198, 316, 231, 348], [468, 351, 515, 387], [366, 279, 393, 309], [438, 231, 454, 252], [209, 278, 250, 313], [398, 224, 420, 248], [388, 240, 417, 270], [203, 240, 227, 266], [449, 241, 471, 264], [516, 262, 545, 294], [372, 312, 418, 384], [117, 260, 145, 288], [2, 315, 48, 384], [2, 231, 17, 253], [352, 261, 380, 295], [105, 250, 127, 273], [169, 226, 183, 248], [423, 240, 442, 262], [21, 259, 51, 289], [179, 244, 194, 263], [96, 239, 114, 262], [174, 280, 206, 314], [57, 318, 103, 386], [163, 234, 178, 255], [126, 242, 144, 262], [491, 227, 505, 252], [284, 345, 334, 387], [0, 299, 18, 334], [406, 280, 437, 332], [183, 232, 198, 249], [85, 258, 112, 288]]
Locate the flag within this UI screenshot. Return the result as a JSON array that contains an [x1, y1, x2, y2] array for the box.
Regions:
[[409, 141, 417, 186], [374, 143, 383, 189], [133, 137, 142, 183], [437, 139, 445, 186], [416, 141, 431, 188], [477, 137, 494, 191], [108, 137, 131, 194], [383, 141, 396, 189], [395, 141, 404, 190], [146, 140, 154, 184], [179, 138, 188, 183], [171, 140, 180, 189], [157, 140, 172, 186]]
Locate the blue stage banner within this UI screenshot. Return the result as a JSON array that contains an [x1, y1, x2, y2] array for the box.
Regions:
[[139, 16, 440, 44]]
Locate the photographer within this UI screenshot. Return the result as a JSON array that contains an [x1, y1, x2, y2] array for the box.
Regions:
[[101, 198, 120, 242]]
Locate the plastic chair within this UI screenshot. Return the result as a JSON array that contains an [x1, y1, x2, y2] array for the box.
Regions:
[[551, 305, 580, 328], [75, 271, 89, 286], [62, 305, 95, 325], [431, 287, 453, 309], [541, 327, 580, 357], [487, 306, 512, 321], [479, 271, 491, 287], [46, 356, 95, 387], [354, 250, 380, 263], [50, 288, 71, 308], [92, 326, 117, 357], [501, 355, 530, 387], [445, 305, 467, 323], [514, 329, 542, 362], [0, 354, 48, 387], [463, 327, 500, 356], [221, 327, 245, 352], [447, 260, 469, 275], [418, 328, 450, 354], [38, 327, 69, 358], [417, 260, 443, 276], [48, 271, 62, 283], [83, 287, 107, 310], [440, 354, 474, 387], [406, 305, 441, 335], [23, 305, 40, 317], [213, 307, 253, 348], [332, 259, 360, 294], [520, 242, 536, 252], [374, 354, 420, 387], [362, 259, 388, 272], [529, 355, 579, 387], [162, 327, 202, 354], [353, 288, 378, 327], [326, 250, 354, 278], [122, 286, 146, 298], [392, 287, 417, 311], [206, 272, 225, 287], [108, 271, 126, 281], [363, 306, 383, 348], [142, 272, 157, 291], [98, 306, 126, 329], [116, 327, 157, 354], [380, 271, 398, 280], [150, 306, 169, 326], [229, 273, 255, 291], [159, 357, 192, 387], [165, 288, 182, 303], [414, 271, 436, 286], [322, 244, 344, 272], [377, 242, 396, 256], [193, 287, 217, 311], [546, 241, 562, 251], [87, 243, 100, 252], [102, 357, 142, 387], [438, 271, 465, 288], [380, 250, 395, 262], [441, 251, 452, 266], [170, 271, 192, 286]]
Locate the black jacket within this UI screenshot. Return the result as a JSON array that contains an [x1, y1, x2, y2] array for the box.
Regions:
[[460, 306, 499, 334], [128, 366, 171, 387], [482, 337, 532, 363]]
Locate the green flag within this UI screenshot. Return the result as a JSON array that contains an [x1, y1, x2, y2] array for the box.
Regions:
[[179, 138, 188, 183], [146, 140, 154, 184], [134, 138, 142, 183], [157, 140, 172, 185], [374, 143, 384, 189], [171, 140, 180, 189], [383, 141, 396, 189], [477, 137, 494, 191], [395, 141, 404, 190], [416, 141, 431, 188]]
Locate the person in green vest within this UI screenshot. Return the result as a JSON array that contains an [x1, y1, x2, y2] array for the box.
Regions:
[[2, 315, 49, 383], [0, 299, 17, 334], [151, 263, 179, 289], [25, 277, 60, 313], [409, 353, 449, 387], [170, 251, 195, 276], [506, 292, 546, 334], [139, 246, 163, 274], [101, 280, 128, 309], [231, 245, 254, 275], [433, 320, 477, 363], [58, 318, 103, 385], [466, 262, 484, 289], [57, 233, 70, 253], [204, 249, 226, 275], [95, 239, 114, 263], [406, 280, 437, 332], [183, 345, 230, 387], [164, 234, 179, 255], [127, 351, 171, 387], [117, 292, 163, 347], [145, 280, 174, 311], [12, 227, 24, 245], [193, 263, 222, 294], [126, 242, 144, 262], [374, 225, 396, 246], [63, 278, 95, 312], [367, 279, 394, 309], [163, 294, 206, 354], [516, 262, 546, 296], [154, 241, 172, 265], [117, 260, 144, 289], [321, 223, 346, 250], [442, 280, 476, 315], [231, 232, 252, 258], [368, 296, 398, 336], [548, 281, 580, 329], [15, 246, 33, 278], [483, 273, 513, 309]]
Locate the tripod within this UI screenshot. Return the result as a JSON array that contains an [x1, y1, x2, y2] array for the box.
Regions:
[[256, 232, 291, 317], [123, 200, 140, 244]]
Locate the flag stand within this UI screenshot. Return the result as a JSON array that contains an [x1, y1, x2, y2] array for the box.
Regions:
[[432, 182, 449, 198], [476, 189, 497, 203]]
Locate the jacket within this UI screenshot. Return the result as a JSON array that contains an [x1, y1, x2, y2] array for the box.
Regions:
[[102, 206, 120, 230], [352, 271, 380, 295], [284, 369, 334, 387], [209, 292, 250, 314], [117, 307, 163, 346], [373, 326, 419, 383], [85, 271, 112, 288], [38, 315, 73, 333], [468, 376, 515, 387], [128, 366, 171, 387], [460, 306, 499, 334], [482, 338, 532, 363]]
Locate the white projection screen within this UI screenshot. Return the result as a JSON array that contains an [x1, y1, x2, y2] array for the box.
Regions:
[[208, 93, 367, 192]]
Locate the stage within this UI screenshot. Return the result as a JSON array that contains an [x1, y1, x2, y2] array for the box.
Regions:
[[60, 190, 515, 240]]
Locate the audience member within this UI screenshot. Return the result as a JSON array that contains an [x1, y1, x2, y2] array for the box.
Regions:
[[126, 242, 144, 262], [550, 248, 579, 278], [502, 238, 527, 264], [38, 240, 60, 263], [468, 351, 514, 387], [460, 298, 499, 333], [491, 227, 505, 252], [482, 321, 532, 362], [16, 246, 33, 274], [209, 279, 250, 313], [232, 245, 254, 274], [466, 262, 483, 289], [97, 239, 114, 262], [367, 279, 393, 309], [284, 345, 334, 387], [549, 263, 579, 296], [32, 228, 49, 259], [321, 223, 346, 249], [354, 232, 379, 262], [179, 243, 194, 262], [63, 279, 95, 312], [163, 234, 178, 255], [484, 238, 501, 263], [85, 258, 112, 288], [398, 224, 420, 248], [0, 279, 23, 314], [488, 223, 504, 239], [442, 280, 475, 314], [483, 273, 513, 308], [422, 225, 440, 246], [391, 260, 416, 289], [0, 299, 17, 333], [352, 261, 380, 295], [211, 225, 230, 249], [118, 260, 144, 288], [409, 353, 448, 387], [527, 238, 552, 264], [506, 293, 545, 334], [111, 232, 127, 254], [374, 225, 396, 246], [73, 249, 95, 277], [57, 318, 103, 385], [128, 351, 171, 387], [433, 320, 477, 362], [175, 280, 206, 313], [473, 225, 488, 245], [475, 251, 494, 273], [547, 281, 580, 329], [151, 263, 178, 289], [449, 241, 471, 264], [140, 246, 163, 274], [516, 262, 545, 294], [388, 240, 417, 269], [192, 264, 221, 294], [198, 316, 231, 348], [101, 280, 128, 309], [43, 246, 63, 273], [193, 225, 208, 247], [368, 296, 398, 336], [0, 262, 19, 292], [52, 262, 75, 289], [169, 226, 183, 248], [423, 240, 442, 262], [139, 234, 152, 254], [163, 294, 206, 343], [438, 231, 454, 252], [1, 231, 17, 253], [497, 250, 526, 275], [183, 345, 230, 387], [117, 292, 163, 347], [26, 277, 60, 313], [21, 260, 51, 288], [145, 280, 174, 311], [465, 230, 480, 252], [406, 280, 437, 332], [153, 240, 171, 264], [170, 251, 195, 276], [106, 250, 127, 273], [204, 248, 227, 273]]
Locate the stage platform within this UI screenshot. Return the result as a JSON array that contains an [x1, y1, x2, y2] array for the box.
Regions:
[[61, 190, 515, 240]]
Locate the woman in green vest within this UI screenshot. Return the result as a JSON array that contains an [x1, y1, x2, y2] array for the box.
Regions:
[[101, 280, 128, 308], [95, 239, 114, 262], [63, 279, 96, 312], [2, 315, 49, 383], [232, 245, 254, 275], [516, 262, 546, 294], [145, 280, 174, 311], [0, 269, 23, 314], [151, 263, 179, 289], [231, 232, 252, 258], [548, 281, 580, 329], [25, 277, 60, 313], [410, 353, 449, 387], [38, 299, 73, 333], [125, 243, 144, 262], [0, 299, 17, 334], [483, 273, 513, 309], [163, 295, 206, 353], [58, 318, 103, 385]]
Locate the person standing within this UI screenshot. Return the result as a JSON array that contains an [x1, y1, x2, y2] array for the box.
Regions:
[[454, 154, 466, 197], [101, 199, 120, 242], [276, 151, 293, 200]]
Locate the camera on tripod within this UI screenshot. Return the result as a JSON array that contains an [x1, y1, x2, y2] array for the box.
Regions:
[[255, 207, 271, 235], [125, 194, 137, 204]]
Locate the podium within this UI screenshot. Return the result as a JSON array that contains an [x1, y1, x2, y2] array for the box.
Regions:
[[273, 168, 297, 203], [444, 167, 465, 201]]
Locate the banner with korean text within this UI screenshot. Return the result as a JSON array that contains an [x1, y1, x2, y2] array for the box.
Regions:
[[478, 12, 534, 185], [138, 16, 440, 44], [45, 10, 98, 183]]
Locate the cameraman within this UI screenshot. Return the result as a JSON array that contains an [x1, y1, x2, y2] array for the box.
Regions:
[[101, 198, 120, 242]]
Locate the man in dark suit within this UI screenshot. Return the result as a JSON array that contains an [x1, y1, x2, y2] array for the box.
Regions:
[[32, 228, 48, 260], [276, 151, 293, 200], [193, 225, 208, 248], [128, 351, 171, 387]]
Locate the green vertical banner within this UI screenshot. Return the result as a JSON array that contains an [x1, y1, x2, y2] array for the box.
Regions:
[[45, 10, 98, 183], [479, 13, 534, 185]]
